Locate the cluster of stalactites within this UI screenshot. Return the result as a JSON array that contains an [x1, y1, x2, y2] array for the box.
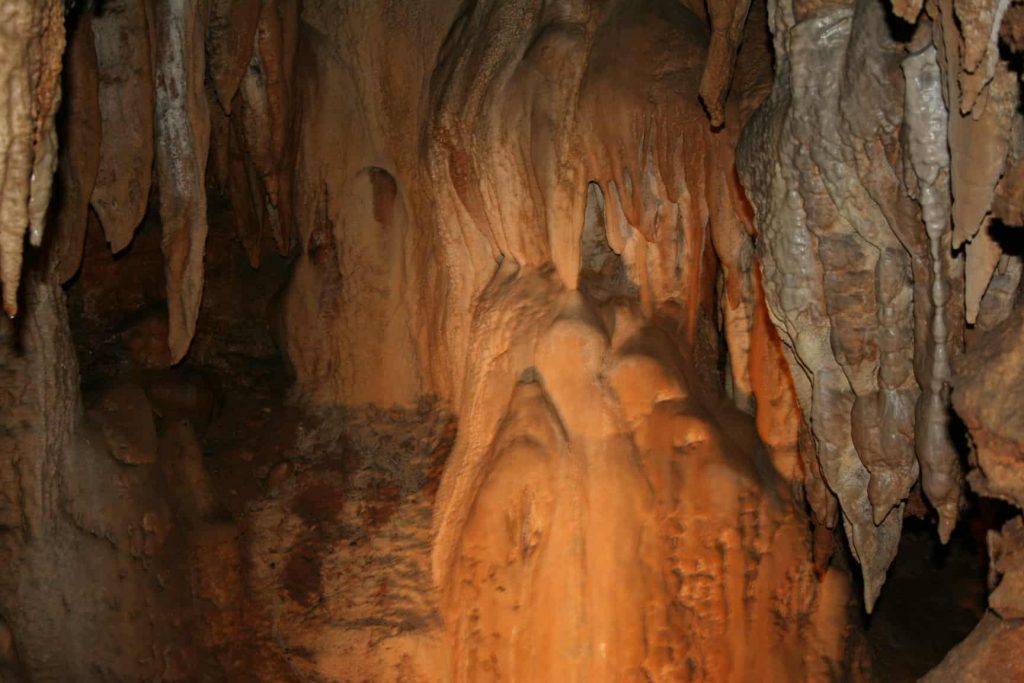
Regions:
[[738, 0, 1022, 609], [3, 0, 297, 363], [0, 0, 65, 318]]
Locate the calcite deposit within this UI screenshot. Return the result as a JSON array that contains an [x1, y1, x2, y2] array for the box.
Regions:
[[738, 0, 1022, 613], [0, 0, 1021, 680], [0, 0, 64, 316], [90, 0, 154, 254]]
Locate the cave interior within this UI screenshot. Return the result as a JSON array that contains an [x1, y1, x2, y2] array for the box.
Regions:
[[1, 0, 1024, 680]]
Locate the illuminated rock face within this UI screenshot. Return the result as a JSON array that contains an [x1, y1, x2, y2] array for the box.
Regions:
[[0, 0, 1022, 680], [276, 2, 849, 678], [737, 0, 1024, 674], [738, 0, 1023, 616]]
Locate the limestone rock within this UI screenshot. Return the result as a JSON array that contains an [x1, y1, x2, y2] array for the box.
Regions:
[[152, 0, 211, 363], [89, 382, 158, 465], [0, 0, 64, 316], [954, 306, 1024, 508], [206, 0, 261, 112], [988, 518, 1024, 620], [90, 0, 154, 253], [923, 613, 1024, 682], [51, 11, 100, 284]]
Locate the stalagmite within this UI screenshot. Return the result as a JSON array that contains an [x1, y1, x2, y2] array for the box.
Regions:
[[152, 0, 211, 363], [90, 0, 154, 253], [0, 0, 64, 317]]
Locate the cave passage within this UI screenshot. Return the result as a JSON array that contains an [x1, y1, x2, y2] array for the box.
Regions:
[[1, 0, 1023, 681]]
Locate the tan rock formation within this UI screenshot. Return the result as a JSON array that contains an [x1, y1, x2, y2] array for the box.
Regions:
[[0, 0, 64, 316]]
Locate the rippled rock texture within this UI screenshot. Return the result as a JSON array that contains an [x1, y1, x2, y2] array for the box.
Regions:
[[738, 0, 1022, 611]]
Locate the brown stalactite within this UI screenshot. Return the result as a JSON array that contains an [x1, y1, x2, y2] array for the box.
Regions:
[[699, 0, 753, 126], [89, 0, 154, 253], [152, 0, 211, 364], [738, 4, 907, 611], [226, 110, 264, 267], [738, 0, 1023, 617], [952, 0, 1010, 112], [903, 43, 963, 544], [236, 0, 292, 255], [51, 11, 100, 284], [26, 2, 65, 251], [206, 0, 261, 113]]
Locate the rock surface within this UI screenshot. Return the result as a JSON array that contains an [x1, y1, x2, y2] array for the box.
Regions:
[[0, 0, 64, 316], [737, 0, 1023, 613]]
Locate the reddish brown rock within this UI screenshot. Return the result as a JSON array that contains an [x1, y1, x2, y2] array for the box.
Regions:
[[51, 11, 100, 283], [206, 0, 261, 112], [88, 382, 158, 465], [89, 0, 154, 253]]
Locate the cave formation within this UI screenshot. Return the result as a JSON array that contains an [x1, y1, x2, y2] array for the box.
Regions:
[[0, 0, 1022, 680]]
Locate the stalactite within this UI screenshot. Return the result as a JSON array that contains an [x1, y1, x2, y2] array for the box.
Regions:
[[0, 0, 65, 317], [933, 0, 1020, 326], [206, 0, 261, 113], [51, 11, 100, 284], [152, 0, 211, 363], [236, 0, 289, 254], [902, 43, 962, 542], [952, 0, 1011, 112], [738, 3, 906, 610], [226, 114, 263, 267], [700, 0, 753, 126], [89, 0, 154, 253]]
